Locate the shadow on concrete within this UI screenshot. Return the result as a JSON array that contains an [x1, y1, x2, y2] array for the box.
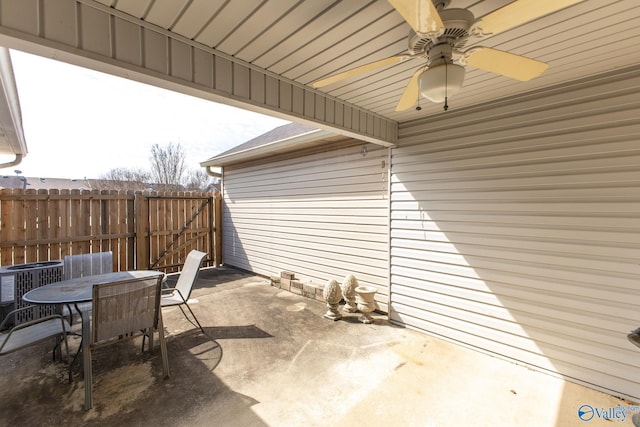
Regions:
[[0, 276, 276, 427], [201, 325, 273, 340], [0, 328, 268, 426], [0, 268, 295, 426], [164, 265, 250, 291]]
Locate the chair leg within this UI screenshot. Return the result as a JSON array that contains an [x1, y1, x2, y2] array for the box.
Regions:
[[82, 313, 93, 410], [157, 312, 170, 378], [140, 327, 155, 352], [70, 339, 83, 370], [141, 331, 148, 352], [178, 303, 206, 335], [53, 337, 61, 362], [61, 330, 72, 384], [52, 326, 73, 383], [84, 346, 93, 410]]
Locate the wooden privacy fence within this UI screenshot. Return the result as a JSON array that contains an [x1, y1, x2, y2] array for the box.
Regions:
[[0, 189, 221, 273]]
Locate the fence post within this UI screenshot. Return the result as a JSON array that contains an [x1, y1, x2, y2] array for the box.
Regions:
[[135, 191, 149, 270], [126, 191, 135, 271], [36, 189, 49, 262], [24, 189, 37, 262], [0, 189, 15, 265]]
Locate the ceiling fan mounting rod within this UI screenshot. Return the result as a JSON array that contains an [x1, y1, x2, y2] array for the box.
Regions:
[[432, 0, 450, 11], [408, 6, 474, 56], [427, 43, 453, 67]]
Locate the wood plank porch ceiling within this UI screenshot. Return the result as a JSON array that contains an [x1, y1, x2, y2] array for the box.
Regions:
[[95, 0, 639, 121]]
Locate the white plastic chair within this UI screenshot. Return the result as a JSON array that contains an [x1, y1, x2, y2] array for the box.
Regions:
[[161, 250, 207, 334]]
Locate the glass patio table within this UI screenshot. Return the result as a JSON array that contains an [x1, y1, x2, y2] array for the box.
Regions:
[[22, 271, 163, 306]]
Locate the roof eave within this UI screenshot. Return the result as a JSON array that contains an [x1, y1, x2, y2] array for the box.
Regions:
[[200, 128, 333, 167]]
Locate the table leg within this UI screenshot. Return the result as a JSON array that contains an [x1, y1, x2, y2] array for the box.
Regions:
[[67, 303, 84, 369]]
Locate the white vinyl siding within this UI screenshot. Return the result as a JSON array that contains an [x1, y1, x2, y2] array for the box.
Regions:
[[389, 66, 640, 400], [223, 143, 390, 311]]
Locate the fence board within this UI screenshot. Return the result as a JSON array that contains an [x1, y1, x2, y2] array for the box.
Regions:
[[1, 189, 218, 273], [79, 189, 91, 254], [108, 190, 119, 269], [12, 189, 23, 265], [37, 189, 48, 261], [1, 189, 14, 264], [25, 189, 37, 262], [126, 191, 135, 271], [90, 190, 100, 253], [150, 192, 160, 269], [160, 193, 168, 268], [59, 190, 70, 258], [48, 189, 60, 260], [173, 193, 181, 271]]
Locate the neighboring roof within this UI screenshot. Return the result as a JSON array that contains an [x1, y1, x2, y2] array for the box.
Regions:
[[0, 176, 220, 192], [0, 48, 27, 167], [0, 176, 94, 190], [200, 122, 344, 167]]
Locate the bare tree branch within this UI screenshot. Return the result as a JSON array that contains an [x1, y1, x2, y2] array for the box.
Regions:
[[150, 143, 186, 188]]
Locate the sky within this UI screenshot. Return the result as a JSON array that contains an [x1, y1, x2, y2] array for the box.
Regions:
[[0, 50, 289, 179]]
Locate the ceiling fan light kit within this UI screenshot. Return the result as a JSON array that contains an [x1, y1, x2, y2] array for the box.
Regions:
[[418, 62, 464, 103], [311, 0, 586, 112]]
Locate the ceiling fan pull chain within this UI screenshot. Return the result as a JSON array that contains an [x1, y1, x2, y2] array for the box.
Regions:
[[416, 68, 422, 111], [443, 56, 449, 111]]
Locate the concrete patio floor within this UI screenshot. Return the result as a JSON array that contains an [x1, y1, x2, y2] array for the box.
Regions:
[[0, 266, 637, 426]]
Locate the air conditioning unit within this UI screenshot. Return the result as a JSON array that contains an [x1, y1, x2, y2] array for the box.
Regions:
[[0, 260, 63, 325]]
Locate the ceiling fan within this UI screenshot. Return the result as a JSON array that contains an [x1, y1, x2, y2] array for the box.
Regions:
[[312, 0, 585, 111]]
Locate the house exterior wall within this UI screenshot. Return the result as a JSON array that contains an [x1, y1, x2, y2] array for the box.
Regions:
[[389, 66, 640, 400], [222, 142, 390, 311]]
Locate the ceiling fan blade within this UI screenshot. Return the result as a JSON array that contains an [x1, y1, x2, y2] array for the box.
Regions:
[[464, 47, 548, 81], [312, 55, 413, 88], [472, 0, 586, 36], [395, 67, 424, 111], [388, 0, 444, 36]]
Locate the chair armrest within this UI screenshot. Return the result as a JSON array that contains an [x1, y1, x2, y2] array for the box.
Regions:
[[4, 311, 70, 333], [0, 312, 71, 355], [0, 305, 46, 330], [161, 287, 187, 302]]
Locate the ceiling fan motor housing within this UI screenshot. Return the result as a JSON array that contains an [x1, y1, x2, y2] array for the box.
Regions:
[[408, 8, 475, 56]]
